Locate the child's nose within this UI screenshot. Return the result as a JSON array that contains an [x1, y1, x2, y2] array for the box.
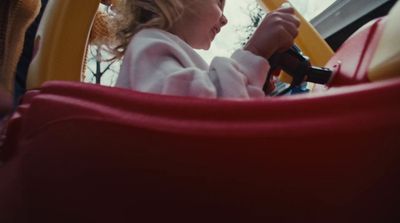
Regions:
[[220, 14, 228, 27]]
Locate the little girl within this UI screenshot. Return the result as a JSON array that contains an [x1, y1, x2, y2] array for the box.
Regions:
[[112, 0, 300, 98]]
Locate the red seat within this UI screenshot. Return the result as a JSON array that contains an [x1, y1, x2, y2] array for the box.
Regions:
[[1, 78, 400, 222]]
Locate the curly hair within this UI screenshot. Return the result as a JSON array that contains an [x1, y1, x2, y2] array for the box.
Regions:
[[110, 0, 185, 59]]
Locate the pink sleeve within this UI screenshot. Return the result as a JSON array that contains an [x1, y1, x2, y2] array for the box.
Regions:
[[208, 49, 270, 98], [117, 34, 270, 99]]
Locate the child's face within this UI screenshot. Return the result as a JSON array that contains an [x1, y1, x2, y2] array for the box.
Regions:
[[170, 0, 228, 50]]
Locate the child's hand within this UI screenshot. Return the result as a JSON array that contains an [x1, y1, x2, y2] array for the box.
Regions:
[[244, 6, 300, 60]]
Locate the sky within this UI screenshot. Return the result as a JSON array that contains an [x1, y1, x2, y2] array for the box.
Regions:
[[196, 0, 336, 63]]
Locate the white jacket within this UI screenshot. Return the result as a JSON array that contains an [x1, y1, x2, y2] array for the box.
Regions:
[[116, 28, 270, 99]]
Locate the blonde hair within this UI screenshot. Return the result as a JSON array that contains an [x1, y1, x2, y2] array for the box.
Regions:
[[110, 0, 185, 59]]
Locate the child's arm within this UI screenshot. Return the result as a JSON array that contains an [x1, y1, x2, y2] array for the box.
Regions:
[[159, 49, 270, 98], [116, 30, 269, 98], [208, 50, 270, 98]]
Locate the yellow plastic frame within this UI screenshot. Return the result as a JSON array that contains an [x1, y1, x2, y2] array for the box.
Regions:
[[27, 0, 100, 89], [368, 1, 400, 81]]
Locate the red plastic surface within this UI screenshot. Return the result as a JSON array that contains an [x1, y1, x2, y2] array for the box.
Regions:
[[327, 18, 385, 86], [1, 13, 400, 223], [1, 79, 400, 222]]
